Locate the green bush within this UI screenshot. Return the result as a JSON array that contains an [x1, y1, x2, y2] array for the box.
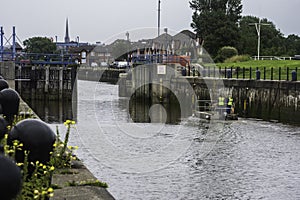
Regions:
[[215, 46, 238, 63], [225, 55, 251, 63]]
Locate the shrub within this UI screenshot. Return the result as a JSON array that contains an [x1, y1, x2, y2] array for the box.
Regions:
[[225, 55, 251, 63], [215, 46, 238, 63]]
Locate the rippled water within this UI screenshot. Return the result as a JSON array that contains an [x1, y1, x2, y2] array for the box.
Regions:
[[50, 80, 300, 200]]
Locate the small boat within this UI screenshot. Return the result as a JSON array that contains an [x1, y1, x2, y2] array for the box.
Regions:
[[225, 113, 238, 120], [214, 108, 238, 121], [194, 111, 212, 120], [194, 100, 238, 121]]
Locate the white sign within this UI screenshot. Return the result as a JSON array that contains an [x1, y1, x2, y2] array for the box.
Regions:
[[157, 65, 166, 75]]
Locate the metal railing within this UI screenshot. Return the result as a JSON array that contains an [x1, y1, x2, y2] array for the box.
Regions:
[[252, 56, 294, 61], [183, 66, 299, 81]]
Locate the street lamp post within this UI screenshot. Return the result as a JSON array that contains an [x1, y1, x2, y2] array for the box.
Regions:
[[249, 18, 271, 60]]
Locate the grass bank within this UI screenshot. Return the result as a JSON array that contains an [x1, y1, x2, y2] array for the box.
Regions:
[[216, 60, 300, 69], [215, 60, 300, 80]]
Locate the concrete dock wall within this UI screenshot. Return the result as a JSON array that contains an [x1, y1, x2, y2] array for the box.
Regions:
[[189, 78, 300, 124], [222, 79, 300, 124], [119, 73, 300, 124], [0, 61, 15, 80], [77, 67, 126, 84]]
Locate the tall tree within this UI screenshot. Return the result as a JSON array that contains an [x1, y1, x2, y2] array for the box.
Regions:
[[23, 37, 56, 54], [190, 0, 242, 57], [238, 16, 286, 56], [285, 34, 300, 56]]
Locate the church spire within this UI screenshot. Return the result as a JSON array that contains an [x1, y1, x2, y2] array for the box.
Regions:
[[64, 18, 70, 43]]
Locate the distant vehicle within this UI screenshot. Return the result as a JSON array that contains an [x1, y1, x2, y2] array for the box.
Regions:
[[110, 61, 129, 69], [293, 55, 300, 60], [91, 62, 98, 67], [100, 62, 109, 67]]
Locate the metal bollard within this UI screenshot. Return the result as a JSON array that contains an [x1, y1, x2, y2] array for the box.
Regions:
[[0, 117, 8, 140], [0, 88, 20, 123], [256, 70, 261, 80], [0, 155, 22, 200], [0, 79, 9, 91], [292, 70, 297, 81], [8, 119, 56, 176], [181, 67, 186, 76], [227, 69, 232, 78]]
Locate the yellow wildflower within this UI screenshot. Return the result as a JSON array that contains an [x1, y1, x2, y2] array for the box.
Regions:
[[47, 188, 54, 193], [17, 163, 23, 167]]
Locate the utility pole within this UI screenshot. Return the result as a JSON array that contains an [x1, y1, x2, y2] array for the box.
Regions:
[[249, 19, 271, 60], [158, 0, 161, 37]]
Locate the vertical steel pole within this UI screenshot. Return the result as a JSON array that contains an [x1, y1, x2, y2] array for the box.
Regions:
[[0, 27, 3, 61], [12, 26, 16, 60], [158, 0, 161, 37]]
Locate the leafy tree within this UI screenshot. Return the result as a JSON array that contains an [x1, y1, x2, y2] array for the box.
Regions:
[[23, 37, 56, 54], [190, 0, 242, 57], [237, 16, 257, 56], [285, 34, 300, 56], [238, 16, 286, 56]]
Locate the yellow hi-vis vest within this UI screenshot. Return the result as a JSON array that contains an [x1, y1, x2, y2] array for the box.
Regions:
[[228, 97, 233, 106], [218, 97, 225, 106]]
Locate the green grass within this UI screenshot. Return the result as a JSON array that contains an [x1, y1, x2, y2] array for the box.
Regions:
[[214, 60, 300, 80], [217, 60, 300, 69], [67, 179, 108, 188]]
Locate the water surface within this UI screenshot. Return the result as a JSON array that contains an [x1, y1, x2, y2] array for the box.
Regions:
[[48, 80, 300, 200]]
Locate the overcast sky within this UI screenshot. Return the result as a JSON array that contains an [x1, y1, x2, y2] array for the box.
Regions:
[[1, 0, 299, 44]]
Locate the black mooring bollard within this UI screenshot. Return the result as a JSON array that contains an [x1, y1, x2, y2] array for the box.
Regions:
[[181, 67, 186, 76], [226, 69, 232, 78], [292, 70, 297, 81], [256, 70, 261, 80], [8, 119, 56, 176], [0, 117, 8, 140], [0, 88, 20, 123], [0, 79, 9, 91], [0, 155, 22, 200]]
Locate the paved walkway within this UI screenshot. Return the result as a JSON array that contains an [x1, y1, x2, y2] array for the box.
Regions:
[[51, 160, 115, 200]]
